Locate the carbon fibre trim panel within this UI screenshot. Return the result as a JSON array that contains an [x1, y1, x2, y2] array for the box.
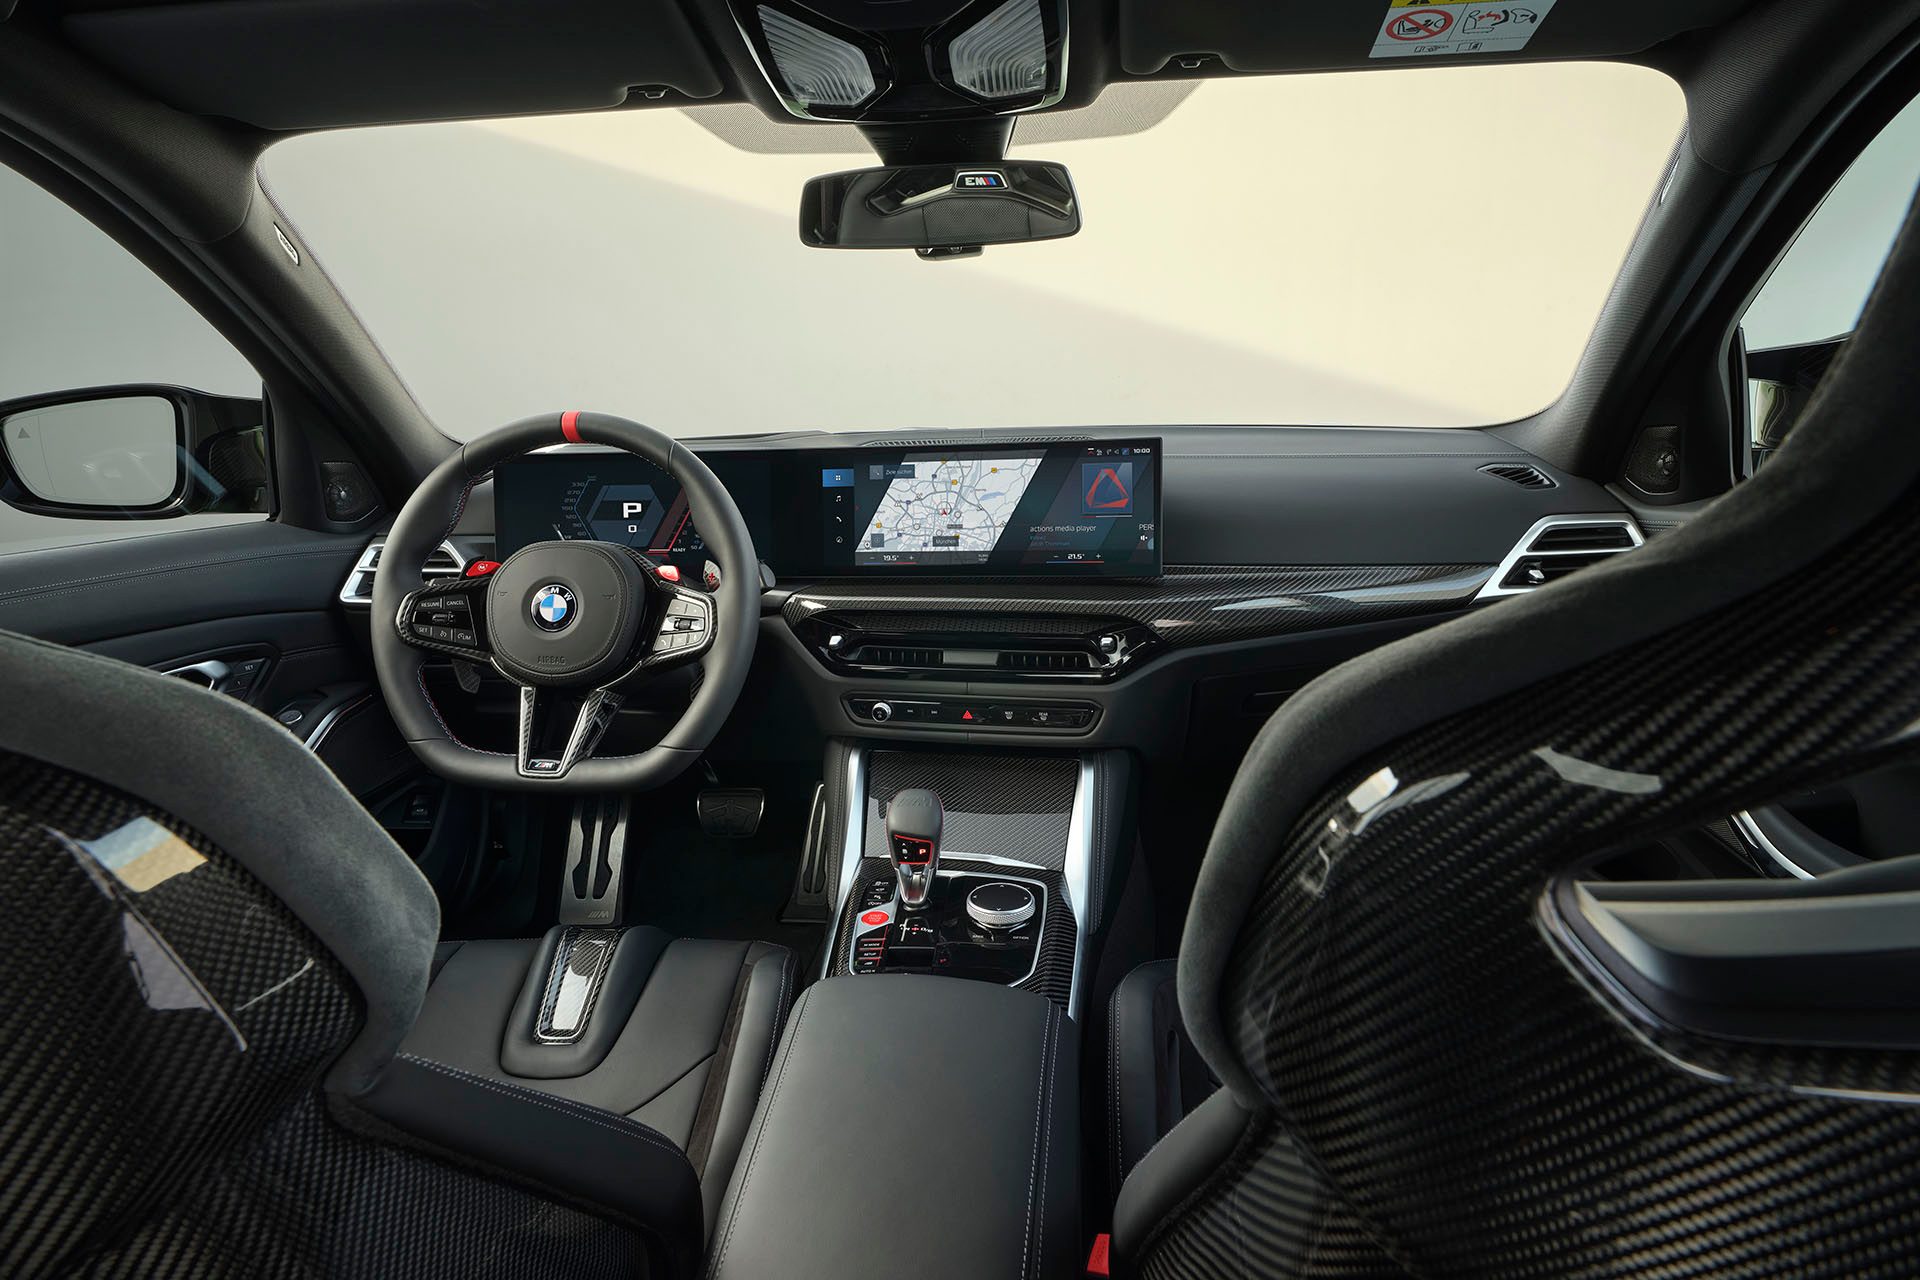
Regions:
[[1136, 1119, 1402, 1279], [863, 804, 1071, 867], [783, 563, 1492, 652], [0, 752, 645, 1279], [864, 749, 1078, 869], [1144, 488, 1920, 1277]]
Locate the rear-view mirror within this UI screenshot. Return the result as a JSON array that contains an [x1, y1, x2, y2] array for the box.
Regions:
[[0, 385, 270, 519], [800, 160, 1079, 255]]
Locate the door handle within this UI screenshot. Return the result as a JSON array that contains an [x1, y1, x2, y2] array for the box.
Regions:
[[164, 659, 232, 689]]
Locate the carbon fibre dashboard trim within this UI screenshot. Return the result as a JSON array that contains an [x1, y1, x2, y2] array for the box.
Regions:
[[783, 563, 1494, 653]]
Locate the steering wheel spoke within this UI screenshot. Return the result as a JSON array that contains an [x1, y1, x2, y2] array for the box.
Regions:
[[396, 576, 494, 661], [641, 584, 717, 668], [517, 684, 623, 780]]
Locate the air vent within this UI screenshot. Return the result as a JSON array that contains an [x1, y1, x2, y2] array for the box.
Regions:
[[1498, 552, 1617, 590], [338, 538, 468, 606], [1475, 516, 1644, 600], [1000, 650, 1093, 673], [1527, 524, 1635, 552], [1480, 463, 1557, 490], [855, 646, 944, 668]]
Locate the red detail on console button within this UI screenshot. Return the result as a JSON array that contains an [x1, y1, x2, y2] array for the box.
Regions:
[[1086, 1234, 1111, 1277], [465, 560, 502, 577], [560, 410, 584, 442], [860, 910, 889, 926], [961, 709, 976, 722], [656, 564, 681, 582]]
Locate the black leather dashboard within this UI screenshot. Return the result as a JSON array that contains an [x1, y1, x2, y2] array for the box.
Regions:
[[408, 425, 1638, 762], [453, 425, 1620, 570]]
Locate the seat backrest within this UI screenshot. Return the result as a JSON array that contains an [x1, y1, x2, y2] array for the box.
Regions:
[[1140, 196, 1920, 1275], [0, 635, 650, 1277]]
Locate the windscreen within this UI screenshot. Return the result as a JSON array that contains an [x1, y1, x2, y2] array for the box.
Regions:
[[260, 62, 1685, 437]]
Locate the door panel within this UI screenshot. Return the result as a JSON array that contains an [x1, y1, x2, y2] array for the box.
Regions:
[[0, 520, 360, 645]]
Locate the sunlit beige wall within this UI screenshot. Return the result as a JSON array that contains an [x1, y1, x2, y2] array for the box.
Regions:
[[262, 61, 1685, 437]]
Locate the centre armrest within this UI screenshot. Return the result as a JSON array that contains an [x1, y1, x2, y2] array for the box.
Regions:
[[707, 975, 1080, 1280]]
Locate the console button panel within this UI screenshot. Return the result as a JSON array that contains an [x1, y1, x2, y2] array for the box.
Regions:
[[845, 696, 1097, 734], [848, 872, 1044, 983], [852, 879, 897, 974]]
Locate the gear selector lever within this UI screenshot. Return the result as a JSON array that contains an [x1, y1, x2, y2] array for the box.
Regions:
[[886, 788, 943, 909]]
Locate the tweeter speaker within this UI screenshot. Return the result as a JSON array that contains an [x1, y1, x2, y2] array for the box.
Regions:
[[1624, 424, 1682, 495], [320, 460, 378, 522]]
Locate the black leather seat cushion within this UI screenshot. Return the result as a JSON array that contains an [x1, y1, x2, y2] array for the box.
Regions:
[[386, 927, 797, 1237], [1107, 960, 1217, 1200]]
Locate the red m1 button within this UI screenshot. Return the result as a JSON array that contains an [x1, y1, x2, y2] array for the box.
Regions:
[[860, 910, 889, 926], [464, 560, 502, 577], [656, 564, 681, 582]]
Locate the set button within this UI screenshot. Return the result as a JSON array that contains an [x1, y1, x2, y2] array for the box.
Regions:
[[410, 592, 477, 647]]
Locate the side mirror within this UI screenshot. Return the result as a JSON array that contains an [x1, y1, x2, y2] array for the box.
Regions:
[[800, 160, 1079, 255], [1742, 333, 1848, 471], [0, 384, 269, 519]]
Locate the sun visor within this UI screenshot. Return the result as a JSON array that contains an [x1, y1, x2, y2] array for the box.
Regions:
[[1118, 0, 1749, 76], [62, 0, 725, 130]]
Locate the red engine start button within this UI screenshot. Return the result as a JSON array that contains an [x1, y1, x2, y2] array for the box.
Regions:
[[860, 910, 889, 927]]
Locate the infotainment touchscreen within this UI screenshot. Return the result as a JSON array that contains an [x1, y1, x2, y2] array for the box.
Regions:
[[492, 438, 1160, 579]]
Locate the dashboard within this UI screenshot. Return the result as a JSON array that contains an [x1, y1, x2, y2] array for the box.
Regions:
[[493, 439, 1161, 580], [385, 424, 1645, 757]]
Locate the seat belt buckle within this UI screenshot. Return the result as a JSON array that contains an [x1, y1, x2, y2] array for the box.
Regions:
[[1087, 1233, 1111, 1277]]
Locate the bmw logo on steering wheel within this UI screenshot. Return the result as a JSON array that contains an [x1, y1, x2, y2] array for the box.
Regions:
[[530, 583, 577, 632]]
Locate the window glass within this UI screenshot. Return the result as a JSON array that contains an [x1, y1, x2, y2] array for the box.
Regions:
[[262, 62, 1686, 437], [0, 165, 264, 550], [1740, 94, 1920, 467], [1744, 94, 1920, 352]]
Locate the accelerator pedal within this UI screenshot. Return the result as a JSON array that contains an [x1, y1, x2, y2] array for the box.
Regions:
[[697, 787, 765, 839]]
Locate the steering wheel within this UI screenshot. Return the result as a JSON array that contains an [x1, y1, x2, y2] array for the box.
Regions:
[[371, 412, 758, 792]]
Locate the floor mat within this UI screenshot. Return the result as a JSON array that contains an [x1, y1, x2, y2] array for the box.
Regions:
[[620, 772, 826, 973]]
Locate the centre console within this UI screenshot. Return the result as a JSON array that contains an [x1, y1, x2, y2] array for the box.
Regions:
[[844, 785, 1051, 982], [707, 975, 1080, 1280], [816, 744, 1133, 1021]]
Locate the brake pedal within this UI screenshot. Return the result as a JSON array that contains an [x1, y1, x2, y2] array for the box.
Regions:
[[697, 787, 765, 839]]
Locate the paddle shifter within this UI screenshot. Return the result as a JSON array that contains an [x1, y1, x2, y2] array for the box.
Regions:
[[886, 788, 943, 909]]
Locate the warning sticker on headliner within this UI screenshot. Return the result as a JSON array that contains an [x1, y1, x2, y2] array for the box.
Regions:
[[1370, 0, 1558, 59]]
